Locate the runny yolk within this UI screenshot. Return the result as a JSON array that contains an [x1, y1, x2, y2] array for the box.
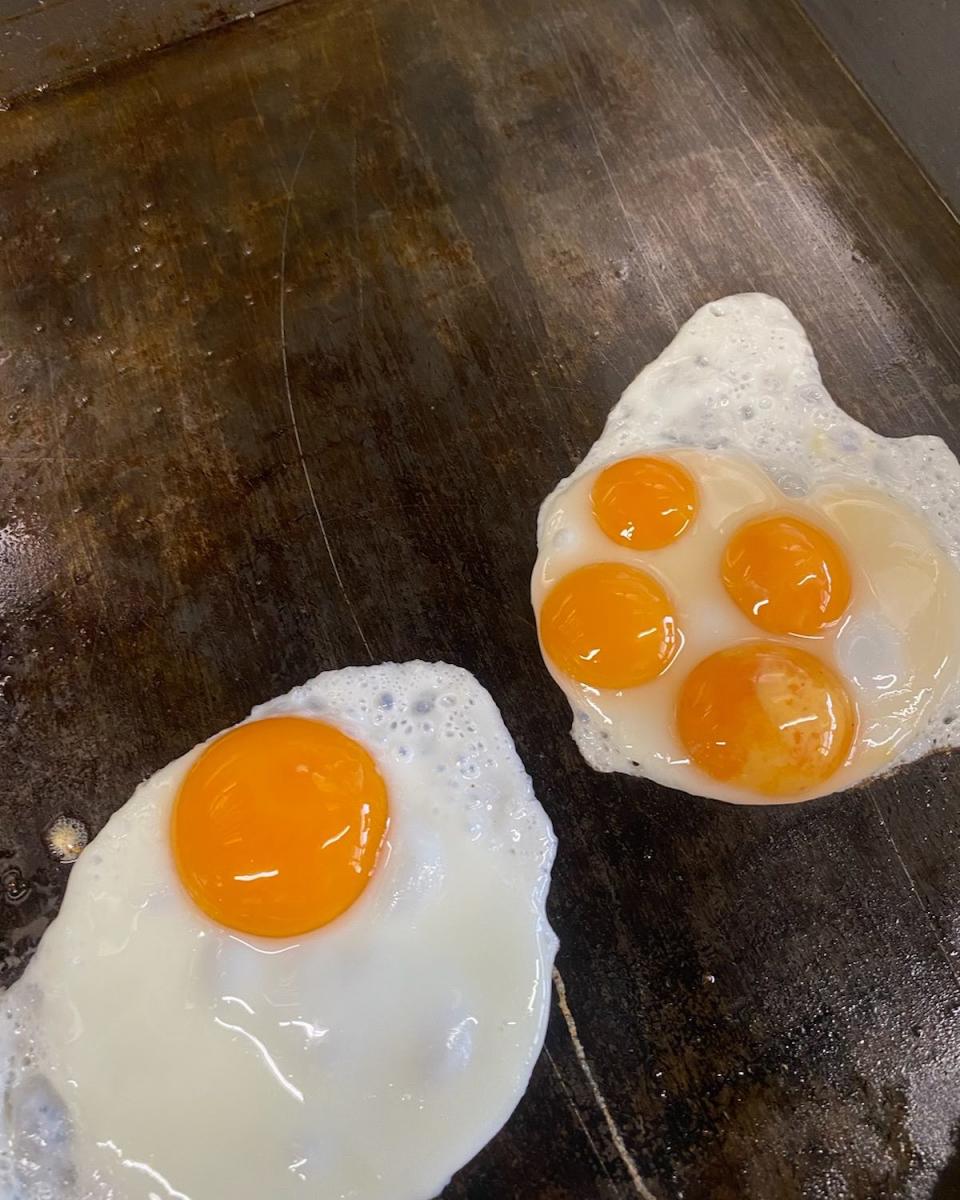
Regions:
[[539, 562, 681, 690], [591, 455, 698, 550], [171, 716, 389, 938], [676, 642, 855, 797], [721, 512, 852, 636]]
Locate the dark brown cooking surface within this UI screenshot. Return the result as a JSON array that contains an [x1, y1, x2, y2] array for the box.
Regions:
[[2, 0, 960, 1196]]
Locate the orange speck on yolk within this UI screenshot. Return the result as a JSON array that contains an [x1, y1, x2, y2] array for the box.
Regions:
[[676, 642, 855, 797], [591, 455, 698, 550], [171, 716, 389, 938], [539, 562, 681, 690], [721, 512, 852, 636]]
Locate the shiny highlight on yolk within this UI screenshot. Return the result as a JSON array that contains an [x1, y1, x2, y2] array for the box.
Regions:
[[539, 562, 681, 690], [676, 642, 855, 797], [591, 455, 698, 550], [721, 513, 852, 636], [171, 716, 389, 938]]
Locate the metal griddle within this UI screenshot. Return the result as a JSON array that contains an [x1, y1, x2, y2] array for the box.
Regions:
[[2, 0, 960, 1196]]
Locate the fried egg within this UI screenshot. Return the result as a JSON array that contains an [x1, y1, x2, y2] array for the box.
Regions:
[[1, 661, 557, 1199], [532, 293, 960, 804]]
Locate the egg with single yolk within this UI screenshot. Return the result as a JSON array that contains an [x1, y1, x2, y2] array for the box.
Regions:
[[1, 663, 557, 1200], [532, 294, 960, 804]]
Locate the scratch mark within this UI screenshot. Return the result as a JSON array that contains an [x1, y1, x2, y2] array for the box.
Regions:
[[546, 1047, 621, 1194], [367, 2, 513, 339], [656, 0, 947, 412], [553, 967, 659, 1200], [279, 126, 373, 661], [366, 7, 390, 92], [725, 17, 960, 371], [351, 126, 365, 331], [508, 269, 552, 381], [242, 59, 288, 194], [46, 357, 71, 502], [871, 796, 960, 991], [551, 26, 677, 329], [42, 360, 111, 701], [593, 342, 632, 388]]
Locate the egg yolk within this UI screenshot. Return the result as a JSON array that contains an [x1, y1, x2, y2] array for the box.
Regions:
[[171, 716, 389, 938], [539, 562, 681, 689], [591, 455, 698, 549], [676, 642, 855, 797], [721, 513, 852, 636]]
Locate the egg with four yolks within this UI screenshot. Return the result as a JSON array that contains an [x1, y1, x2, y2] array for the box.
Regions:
[[0, 662, 557, 1200], [533, 294, 960, 804]]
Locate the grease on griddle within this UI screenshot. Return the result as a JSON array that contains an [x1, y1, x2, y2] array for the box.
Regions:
[[44, 815, 89, 864]]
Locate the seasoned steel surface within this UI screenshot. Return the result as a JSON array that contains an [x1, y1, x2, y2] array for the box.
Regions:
[[2, 0, 960, 1195]]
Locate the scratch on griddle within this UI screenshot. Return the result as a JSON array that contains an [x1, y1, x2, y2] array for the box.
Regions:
[[871, 796, 960, 991], [593, 343, 632, 388], [654, 0, 949, 413], [546, 1047, 620, 1193], [553, 967, 659, 1200], [243, 60, 288, 194], [45, 346, 108, 698], [351, 126, 365, 331], [366, 3, 510, 335], [279, 125, 373, 661], [715, 13, 960, 373], [46, 358, 71, 500], [366, 8, 391, 91], [551, 27, 677, 330]]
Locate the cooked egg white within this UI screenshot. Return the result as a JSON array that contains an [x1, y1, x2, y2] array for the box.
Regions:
[[1, 661, 557, 1200], [532, 294, 960, 804]]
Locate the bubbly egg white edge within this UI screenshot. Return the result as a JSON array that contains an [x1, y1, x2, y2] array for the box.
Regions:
[[1, 660, 559, 1200], [534, 292, 960, 791]]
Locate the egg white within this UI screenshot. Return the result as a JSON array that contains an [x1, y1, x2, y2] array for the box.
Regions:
[[1, 662, 557, 1200]]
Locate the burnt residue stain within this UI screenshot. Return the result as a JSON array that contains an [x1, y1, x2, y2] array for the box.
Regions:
[[0, 0, 298, 111], [1, 0, 960, 1196]]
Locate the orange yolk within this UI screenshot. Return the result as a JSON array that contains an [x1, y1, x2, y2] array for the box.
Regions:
[[676, 642, 855, 797], [591, 455, 698, 550], [539, 562, 681, 689], [721, 513, 852, 636], [171, 716, 389, 938]]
